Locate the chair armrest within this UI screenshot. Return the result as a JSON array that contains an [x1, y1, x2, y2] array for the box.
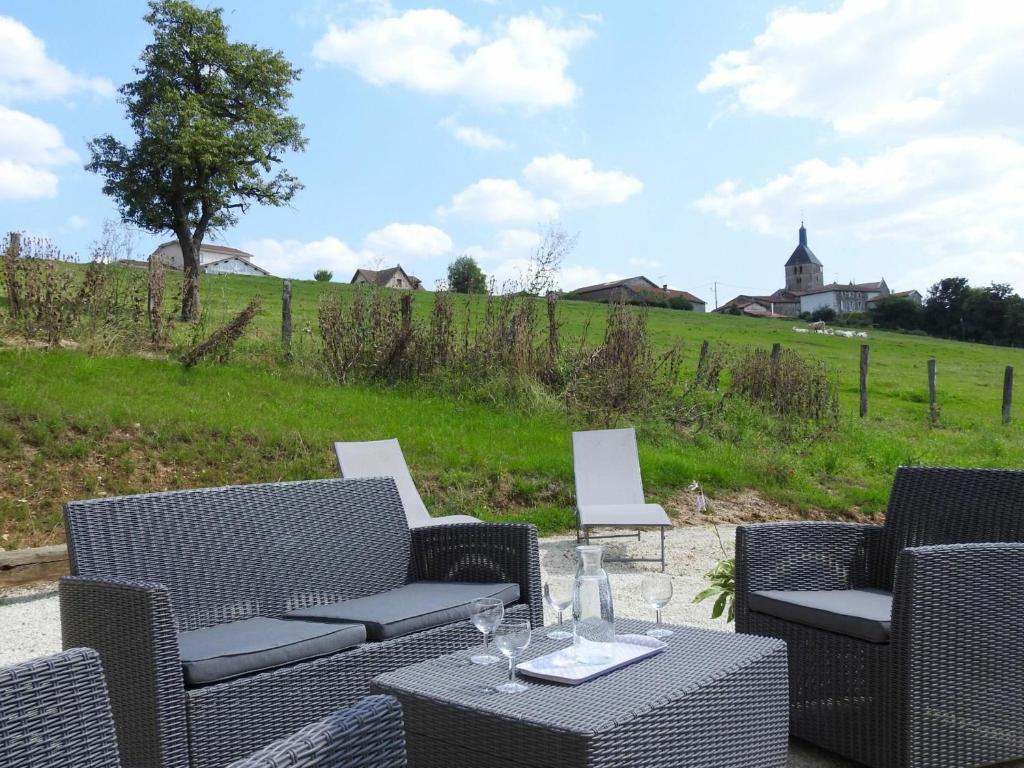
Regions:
[[228, 695, 407, 768], [59, 576, 189, 768], [410, 523, 542, 627], [0, 648, 122, 768], [736, 522, 881, 626], [892, 543, 1024, 767]]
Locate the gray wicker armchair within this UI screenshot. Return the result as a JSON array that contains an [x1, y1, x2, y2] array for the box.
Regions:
[[59, 478, 541, 768], [0, 648, 407, 768], [736, 467, 1024, 768]]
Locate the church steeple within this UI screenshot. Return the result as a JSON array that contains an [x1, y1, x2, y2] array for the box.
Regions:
[[799, 222, 807, 247], [785, 220, 823, 292]]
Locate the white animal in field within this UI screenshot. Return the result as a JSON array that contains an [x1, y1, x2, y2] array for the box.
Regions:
[[793, 327, 809, 334]]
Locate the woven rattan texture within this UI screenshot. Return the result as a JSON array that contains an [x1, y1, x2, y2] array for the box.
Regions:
[[737, 467, 1024, 768], [372, 619, 789, 768], [60, 478, 542, 768], [227, 695, 407, 768], [871, 467, 1024, 589], [64, 478, 413, 631], [0, 648, 122, 768]]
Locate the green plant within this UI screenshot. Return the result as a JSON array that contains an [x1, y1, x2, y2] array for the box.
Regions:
[[313, 269, 333, 282], [447, 255, 487, 294], [86, 0, 307, 321], [693, 526, 736, 622]]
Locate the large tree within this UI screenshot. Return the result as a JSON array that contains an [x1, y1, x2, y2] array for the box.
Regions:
[[87, 0, 306, 320], [447, 255, 488, 294]]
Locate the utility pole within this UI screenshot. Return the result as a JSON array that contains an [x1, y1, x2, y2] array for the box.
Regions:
[[713, 281, 718, 310]]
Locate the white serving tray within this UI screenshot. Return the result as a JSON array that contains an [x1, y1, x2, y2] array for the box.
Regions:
[[516, 634, 667, 685]]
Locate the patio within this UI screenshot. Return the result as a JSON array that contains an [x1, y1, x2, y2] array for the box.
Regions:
[[0, 525, 889, 768]]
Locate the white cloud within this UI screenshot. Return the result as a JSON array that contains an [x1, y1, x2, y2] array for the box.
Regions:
[[241, 236, 366, 280], [441, 155, 642, 222], [695, 135, 1024, 288], [312, 9, 593, 109], [497, 228, 542, 253], [523, 153, 643, 207], [698, 0, 1024, 135], [363, 223, 452, 258], [0, 106, 77, 200], [559, 265, 624, 292], [440, 117, 511, 150], [439, 178, 559, 222], [0, 16, 113, 102], [62, 214, 89, 231]]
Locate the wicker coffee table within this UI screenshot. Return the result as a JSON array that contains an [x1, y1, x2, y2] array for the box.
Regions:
[[371, 619, 788, 768]]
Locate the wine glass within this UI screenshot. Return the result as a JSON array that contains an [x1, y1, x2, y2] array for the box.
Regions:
[[493, 618, 532, 693], [543, 578, 573, 640], [469, 597, 504, 665], [641, 572, 674, 638]]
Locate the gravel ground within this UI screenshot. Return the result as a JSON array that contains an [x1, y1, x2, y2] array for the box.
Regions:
[[0, 525, 984, 768]]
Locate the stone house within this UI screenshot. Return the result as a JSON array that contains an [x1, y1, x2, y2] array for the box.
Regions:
[[570, 276, 706, 312], [350, 265, 422, 290], [149, 241, 272, 276]]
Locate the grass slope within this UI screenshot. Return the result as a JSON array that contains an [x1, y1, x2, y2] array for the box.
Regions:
[[1, 270, 1022, 549]]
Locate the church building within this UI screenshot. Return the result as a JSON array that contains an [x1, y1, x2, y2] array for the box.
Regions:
[[715, 223, 904, 318]]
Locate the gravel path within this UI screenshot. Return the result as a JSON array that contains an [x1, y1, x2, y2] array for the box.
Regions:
[[0, 526, 928, 767]]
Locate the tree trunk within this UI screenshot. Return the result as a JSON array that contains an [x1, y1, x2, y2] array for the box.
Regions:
[[176, 232, 202, 322]]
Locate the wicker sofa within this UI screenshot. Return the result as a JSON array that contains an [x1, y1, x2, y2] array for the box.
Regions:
[[0, 647, 407, 768], [736, 466, 1024, 768], [59, 477, 541, 768]]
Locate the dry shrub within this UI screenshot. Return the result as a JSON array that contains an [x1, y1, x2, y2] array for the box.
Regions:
[[2, 236, 79, 347], [728, 346, 839, 430], [318, 288, 408, 383], [180, 298, 261, 368], [564, 301, 683, 425]]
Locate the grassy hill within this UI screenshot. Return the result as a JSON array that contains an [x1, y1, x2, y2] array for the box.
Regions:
[[1, 269, 1022, 550]]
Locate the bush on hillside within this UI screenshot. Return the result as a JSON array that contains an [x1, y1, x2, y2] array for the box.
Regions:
[[314, 269, 333, 282]]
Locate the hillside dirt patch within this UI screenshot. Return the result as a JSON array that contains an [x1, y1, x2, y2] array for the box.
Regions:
[[664, 487, 875, 526]]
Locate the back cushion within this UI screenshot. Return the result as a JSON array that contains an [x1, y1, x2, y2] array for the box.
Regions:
[[871, 467, 1024, 589], [65, 478, 411, 630]]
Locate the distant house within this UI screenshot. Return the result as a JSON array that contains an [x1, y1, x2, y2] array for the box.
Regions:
[[879, 289, 923, 306], [799, 280, 890, 315], [569, 276, 706, 312], [716, 295, 793, 319], [350, 265, 422, 290], [150, 241, 272, 276]]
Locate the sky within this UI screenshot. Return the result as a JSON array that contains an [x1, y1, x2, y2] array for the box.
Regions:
[[2, 0, 1024, 304]]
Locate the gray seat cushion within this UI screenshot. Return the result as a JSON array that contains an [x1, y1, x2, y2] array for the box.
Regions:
[[749, 588, 893, 643], [285, 581, 520, 641], [178, 617, 366, 685]]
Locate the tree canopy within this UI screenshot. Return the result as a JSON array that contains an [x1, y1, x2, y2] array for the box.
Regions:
[[447, 255, 488, 294], [87, 0, 306, 319]]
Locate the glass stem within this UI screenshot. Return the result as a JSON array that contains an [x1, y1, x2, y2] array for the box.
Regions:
[[656, 609, 662, 626], [508, 656, 515, 682], [483, 631, 489, 655], [558, 609, 563, 626]]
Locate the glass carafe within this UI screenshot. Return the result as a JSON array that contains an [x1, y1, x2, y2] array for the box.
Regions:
[[572, 544, 615, 664]]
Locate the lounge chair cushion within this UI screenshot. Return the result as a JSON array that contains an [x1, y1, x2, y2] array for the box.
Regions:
[[577, 503, 671, 527], [178, 617, 366, 686], [749, 588, 893, 643], [284, 581, 520, 641]]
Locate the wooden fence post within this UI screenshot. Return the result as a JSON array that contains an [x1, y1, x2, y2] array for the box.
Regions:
[[771, 342, 781, 362], [859, 344, 869, 418], [696, 340, 710, 383], [400, 293, 413, 335], [546, 292, 559, 362], [1003, 366, 1014, 425], [4, 231, 21, 318], [281, 280, 292, 350], [928, 358, 938, 424]]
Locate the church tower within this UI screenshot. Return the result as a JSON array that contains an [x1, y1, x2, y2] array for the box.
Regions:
[[784, 222, 823, 292]]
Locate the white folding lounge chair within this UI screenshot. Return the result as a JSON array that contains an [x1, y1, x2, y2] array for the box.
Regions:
[[572, 427, 672, 570], [334, 438, 480, 528]]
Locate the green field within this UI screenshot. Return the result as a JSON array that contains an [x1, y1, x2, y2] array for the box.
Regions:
[[1, 270, 1022, 549]]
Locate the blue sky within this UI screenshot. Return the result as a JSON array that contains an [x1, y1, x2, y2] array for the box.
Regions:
[[2, 0, 1023, 304]]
